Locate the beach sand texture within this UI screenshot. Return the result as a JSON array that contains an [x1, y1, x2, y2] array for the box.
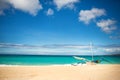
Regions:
[[0, 65, 120, 80]]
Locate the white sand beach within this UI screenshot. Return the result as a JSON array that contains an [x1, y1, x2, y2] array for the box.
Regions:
[[0, 64, 120, 80]]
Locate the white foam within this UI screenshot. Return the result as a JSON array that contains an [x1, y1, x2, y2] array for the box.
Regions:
[[0, 63, 88, 67]]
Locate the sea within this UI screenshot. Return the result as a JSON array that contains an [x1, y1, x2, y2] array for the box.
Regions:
[[0, 55, 120, 65]]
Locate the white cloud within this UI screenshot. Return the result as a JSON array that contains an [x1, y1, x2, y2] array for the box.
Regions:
[[53, 0, 79, 10], [0, 0, 42, 16], [96, 19, 117, 33], [79, 8, 105, 24], [0, 0, 10, 15], [102, 47, 120, 53], [0, 10, 5, 15], [63, 45, 90, 49], [6, 0, 42, 16], [46, 8, 54, 16], [0, 43, 120, 55], [110, 35, 120, 39]]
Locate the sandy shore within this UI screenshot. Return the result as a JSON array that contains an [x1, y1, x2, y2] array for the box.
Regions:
[[0, 64, 120, 80]]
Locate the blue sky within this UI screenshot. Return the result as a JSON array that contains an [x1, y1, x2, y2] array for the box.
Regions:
[[0, 0, 120, 55]]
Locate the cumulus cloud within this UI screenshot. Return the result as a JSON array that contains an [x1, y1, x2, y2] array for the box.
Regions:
[[0, 0, 42, 16], [79, 8, 106, 24], [96, 19, 117, 33], [7, 0, 42, 16], [53, 0, 79, 10], [46, 8, 54, 16], [0, 0, 10, 15]]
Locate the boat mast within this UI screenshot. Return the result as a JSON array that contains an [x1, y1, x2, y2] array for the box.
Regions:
[[90, 42, 94, 61]]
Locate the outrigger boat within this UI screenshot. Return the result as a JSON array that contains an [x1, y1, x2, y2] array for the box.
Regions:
[[73, 43, 101, 65]]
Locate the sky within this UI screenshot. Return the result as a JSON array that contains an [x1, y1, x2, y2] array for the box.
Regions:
[[0, 0, 120, 55]]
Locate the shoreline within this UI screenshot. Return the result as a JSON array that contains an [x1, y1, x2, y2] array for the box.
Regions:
[[0, 63, 119, 66], [0, 63, 119, 67], [0, 64, 120, 67]]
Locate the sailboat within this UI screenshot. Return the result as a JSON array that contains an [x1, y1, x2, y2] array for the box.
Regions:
[[73, 43, 101, 65], [86, 43, 97, 65]]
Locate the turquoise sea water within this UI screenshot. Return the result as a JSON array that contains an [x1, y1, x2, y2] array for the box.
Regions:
[[0, 55, 120, 65]]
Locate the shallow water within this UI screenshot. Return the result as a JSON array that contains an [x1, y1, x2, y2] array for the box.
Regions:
[[0, 55, 120, 65]]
